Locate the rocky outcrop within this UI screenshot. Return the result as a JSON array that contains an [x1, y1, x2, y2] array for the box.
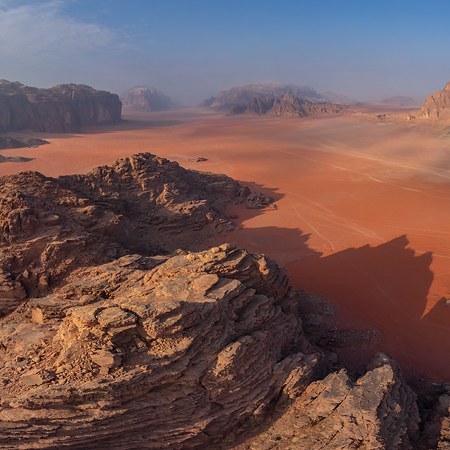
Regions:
[[0, 80, 122, 132], [232, 92, 346, 117], [234, 354, 420, 449], [0, 245, 323, 449], [0, 137, 48, 150], [420, 82, 450, 119], [121, 86, 174, 112], [0, 153, 272, 315]]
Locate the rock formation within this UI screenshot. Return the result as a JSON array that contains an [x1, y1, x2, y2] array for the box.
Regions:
[[200, 82, 352, 114], [420, 82, 450, 119], [232, 92, 346, 117], [121, 86, 174, 112], [0, 153, 446, 449], [0, 80, 122, 133]]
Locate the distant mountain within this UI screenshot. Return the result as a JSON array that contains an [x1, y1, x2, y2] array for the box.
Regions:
[[419, 82, 450, 119], [231, 92, 347, 118], [121, 86, 175, 112], [201, 82, 355, 113], [379, 96, 418, 107]]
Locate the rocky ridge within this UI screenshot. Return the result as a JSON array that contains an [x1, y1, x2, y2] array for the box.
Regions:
[[0, 80, 122, 133], [231, 92, 346, 117], [0, 153, 448, 449], [121, 86, 174, 112], [201, 83, 351, 115]]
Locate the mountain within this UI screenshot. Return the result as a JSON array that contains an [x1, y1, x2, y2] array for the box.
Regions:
[[0, 80, 122, 133], [200, 82, 354, 113], [380, 96, 419, 107], [420, 81, 450, 118], [0, 153, 447, 449], [121, 86, 175, 112], [232, 92, 347, 117]]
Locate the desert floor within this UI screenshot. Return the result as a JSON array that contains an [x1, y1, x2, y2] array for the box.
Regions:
[[1, 109, 449, 379]]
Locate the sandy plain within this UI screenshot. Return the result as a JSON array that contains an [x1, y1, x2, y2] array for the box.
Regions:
[[0, 109, 449, 379]]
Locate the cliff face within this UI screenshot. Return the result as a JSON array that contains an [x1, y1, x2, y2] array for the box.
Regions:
[[232, 92, 346, 117], [0, 154, 446, 449], [121, 86, 174, 112], [0, 80, 122, 132], [420, 82, 450, 119]]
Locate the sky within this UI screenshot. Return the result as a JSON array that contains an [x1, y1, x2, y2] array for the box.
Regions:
[[1, 0, 450, 105]]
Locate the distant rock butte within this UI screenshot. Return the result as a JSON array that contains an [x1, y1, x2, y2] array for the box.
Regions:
[[121, 86, 174, 112], [202, 83, 349, 117], [0, 80, 122, 133], [0, 153, 448, 449], [232, 92, 346, 117], [420, 81, 450, 119]]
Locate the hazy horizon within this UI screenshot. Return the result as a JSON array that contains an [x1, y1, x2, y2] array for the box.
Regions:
[[1, 0, 450, 105]]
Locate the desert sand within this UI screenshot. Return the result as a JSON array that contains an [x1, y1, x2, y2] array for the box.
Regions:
[[1, 109, 449, 379]]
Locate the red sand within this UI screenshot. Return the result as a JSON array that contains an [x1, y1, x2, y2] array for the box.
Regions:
[[1, 110, 449, 379]]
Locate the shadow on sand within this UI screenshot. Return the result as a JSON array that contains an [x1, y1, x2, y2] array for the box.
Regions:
[[207, 180, 449, 381]]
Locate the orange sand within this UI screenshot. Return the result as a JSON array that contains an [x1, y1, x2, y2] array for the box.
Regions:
[[1, 109, 449, 379]]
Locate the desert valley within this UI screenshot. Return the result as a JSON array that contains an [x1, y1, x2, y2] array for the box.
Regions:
[[0, 76, 448, 449]]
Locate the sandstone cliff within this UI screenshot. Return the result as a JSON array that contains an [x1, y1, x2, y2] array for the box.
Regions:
[[0, 80, 122, 133], [420, 82, 450, 119], [0, 154, 446, 449], [121, 86, 174, 112]]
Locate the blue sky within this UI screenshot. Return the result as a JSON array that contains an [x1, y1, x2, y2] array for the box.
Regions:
[[1, 0, 450, 104]]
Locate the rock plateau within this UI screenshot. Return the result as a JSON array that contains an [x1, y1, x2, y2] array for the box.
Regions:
[[0, 80, 122, 133]]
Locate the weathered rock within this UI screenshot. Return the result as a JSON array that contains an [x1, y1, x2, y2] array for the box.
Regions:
[[420, 81, 450, 119], [0, 80, 122, 132], [0, 247, 321, 449], [234, 354, 420, 450], [0, 153, 273, 315]]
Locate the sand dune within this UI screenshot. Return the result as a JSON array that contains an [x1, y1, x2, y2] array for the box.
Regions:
[[1, 109, 449, 378]]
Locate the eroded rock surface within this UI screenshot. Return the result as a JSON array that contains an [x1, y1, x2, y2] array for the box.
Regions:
[[0, 153, 272, 314], [0, 246, 322, 449], [0, 80, 122, 132]]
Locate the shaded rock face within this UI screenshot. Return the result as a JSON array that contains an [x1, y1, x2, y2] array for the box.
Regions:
[[0, 80, 122, 132], [0, 153, 443, 449], [420, 82, 450, 119], [234, 354, 420, 449], [232, 92, 346, 117], [121, 86, 174, 112]]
